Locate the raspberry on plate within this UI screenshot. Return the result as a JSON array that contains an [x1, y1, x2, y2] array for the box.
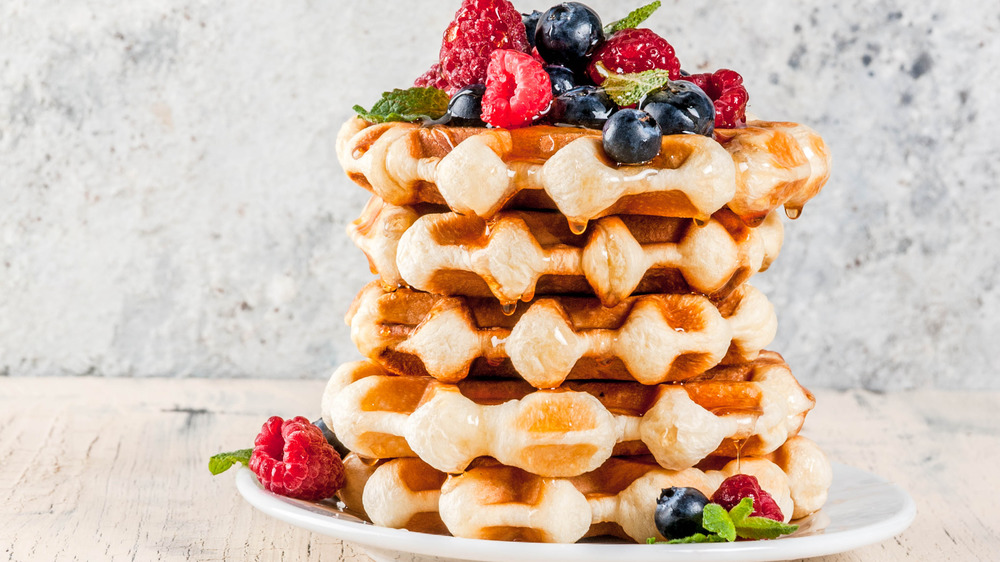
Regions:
[[482, 49, 552, 129], [587, 28, 681, 86], [249, 415, 345, 501], [679, 69, 749, 129], [711, 474, 784, 522], [438, 0, 530, 93]]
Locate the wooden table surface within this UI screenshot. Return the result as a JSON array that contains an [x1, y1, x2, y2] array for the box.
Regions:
[[2, 377, 998, 561]]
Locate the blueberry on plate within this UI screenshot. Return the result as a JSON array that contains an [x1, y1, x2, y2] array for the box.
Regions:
[[639, 81, 715, 137], [602, 108, 662, 164], [534, 2, 604, 71], [446, 84, 487, 127], [654, 486, 710, 540], [547, 85, 615, 129], [545, 65, 577, 97], [523, 10, 543, 49], [313, 417, 350, 458]]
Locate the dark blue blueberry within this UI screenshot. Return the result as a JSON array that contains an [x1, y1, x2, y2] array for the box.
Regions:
[[446, 84, 486, 127], [547, 86, 615, 129], [534, 2, 604, 71], [522, 11, 543, 49], [654, 487, 710, 540], [313, 418, 350, 458], [639, 81, 715, 137], [544, 65, 576, 96], [602, 109, 662, 164]]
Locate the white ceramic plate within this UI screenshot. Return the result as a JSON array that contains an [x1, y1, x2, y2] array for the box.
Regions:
[[236, 463, 915, 562]]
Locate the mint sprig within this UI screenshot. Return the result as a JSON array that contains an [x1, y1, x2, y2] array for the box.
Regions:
[[353, 87, 450, 124], [208, 448, 253, 475], [594, 63, 671, 107], [649, 497, 799, 544], [603, 1, 662, 35]]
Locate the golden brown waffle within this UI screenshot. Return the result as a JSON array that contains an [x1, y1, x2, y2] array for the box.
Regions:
[[342, 436, 830, 543], [336, 117, 830, 229], [349, 197, 784, 307], [347, 281, 776, 387], [323, 351, 814, 476]]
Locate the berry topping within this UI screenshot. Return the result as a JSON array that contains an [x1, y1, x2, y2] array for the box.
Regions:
[[638, 80, 715, 136], [679, 69, 749, 129], [438, 0, 530, 93], [587, 28, 680, 86], [447, 84, 488, 126], [523, 10, 543, 49], [544, 65, 577, 96], [534, 2, 605, 71], [654, 487, 710, 540], [711, 474, 784, 522], [482, 49, 553, 129], [548, 85, 615, 129], [413, 62, 450, 91], [602, 108, 662, 164], [248, 415, 345, 501]]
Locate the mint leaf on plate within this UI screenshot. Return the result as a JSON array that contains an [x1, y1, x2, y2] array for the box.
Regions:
[[353, 87, 450, 123], [734, 516, 799, 540], [666, 533, 729, 544], [604, 1, 662, 35], [209, 448, 252, 475], [728, 497, 755, 524], [701, 503, 737, 542], [595, 63, 671, 106]]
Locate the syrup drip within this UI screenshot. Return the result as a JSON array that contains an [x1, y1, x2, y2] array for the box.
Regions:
[[567, 220, 588, 236], [733, 438, 745, 473], [693, 218, 707, 227], [500, 302, 517, 316], [784, 206, 802, 220]]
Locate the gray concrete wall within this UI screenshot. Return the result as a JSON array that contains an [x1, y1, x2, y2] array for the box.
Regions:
[[1, 0, 997, 389]]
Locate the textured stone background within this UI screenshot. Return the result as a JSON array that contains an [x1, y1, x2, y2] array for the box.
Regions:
[[1, 0, 997, 389]]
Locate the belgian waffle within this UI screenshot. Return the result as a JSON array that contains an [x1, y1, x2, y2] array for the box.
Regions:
[[336, 117, 830, 228], [341, 436, 830, 543], [349, 197, 784, 307], [347, 281, 776, 387], [323, 351, 814, 476]]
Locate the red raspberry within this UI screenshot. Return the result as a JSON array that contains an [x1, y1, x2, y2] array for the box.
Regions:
[[438, 0, 530, 93], [679, 69, 749, 129], [249, 416, 345, 501], [587, 28, 681, 86], [414, 62, 451, 92], [711, 474, 784, 521], [482, 49, 552, 129]]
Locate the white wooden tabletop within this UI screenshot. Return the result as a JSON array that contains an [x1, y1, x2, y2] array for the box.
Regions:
[[2, 377, 998, 561]]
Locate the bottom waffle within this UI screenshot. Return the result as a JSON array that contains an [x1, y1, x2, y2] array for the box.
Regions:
[[337, 435, 830, 544]]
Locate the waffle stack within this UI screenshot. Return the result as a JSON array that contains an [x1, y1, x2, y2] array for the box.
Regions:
[[324, 116, 833, 543]]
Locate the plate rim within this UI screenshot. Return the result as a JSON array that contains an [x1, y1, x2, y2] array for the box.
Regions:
[[235, 462, 915, 562]]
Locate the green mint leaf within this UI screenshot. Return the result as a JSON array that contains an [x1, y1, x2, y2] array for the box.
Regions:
[[666, 533, 729, 544], [701, 503, 737, 542], [728, 497, 755, 524], [596, 63, 672, 107], [353, 87, 450, 123], [208, 448, 253, 475], [734, 516, 799, 540], [603, 1, 662, 35], [646, 537, 657, 544]]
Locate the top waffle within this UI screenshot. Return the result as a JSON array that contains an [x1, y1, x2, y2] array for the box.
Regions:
[[337, 117, 830, 229]]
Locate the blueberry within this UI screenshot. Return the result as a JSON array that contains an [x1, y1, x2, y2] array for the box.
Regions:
[[545, 65, 577, 96], [523, 11, 543, 49], [446, 84, 487, 127], [654, 487, 710, 540], [602, 109, 662, 164], [547, 86, 615, 129], [313, 417, 350, 458], [534, 3, 604, 71], [639, 81, 715, 137]]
